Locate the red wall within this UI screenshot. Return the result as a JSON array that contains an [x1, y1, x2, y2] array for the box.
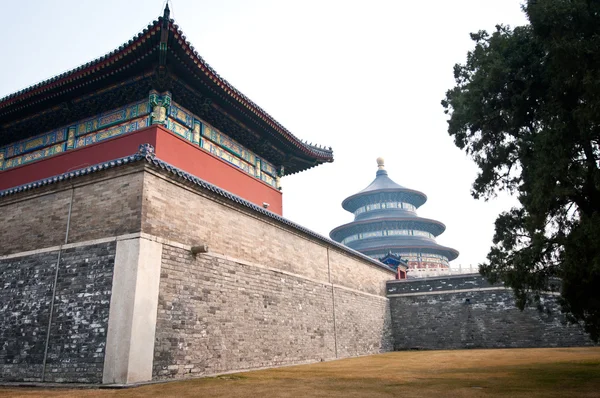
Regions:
[[0, 125, 283, 215], [154, 127, 282, 214]]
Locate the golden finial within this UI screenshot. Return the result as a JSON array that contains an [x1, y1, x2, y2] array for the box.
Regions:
[[376, 157, 385, 170]]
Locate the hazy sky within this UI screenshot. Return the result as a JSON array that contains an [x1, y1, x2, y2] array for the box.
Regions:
[[1, 0, 529, 267]]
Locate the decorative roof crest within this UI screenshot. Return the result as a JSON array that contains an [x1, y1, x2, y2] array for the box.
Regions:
[[163, 3, 170, 23]]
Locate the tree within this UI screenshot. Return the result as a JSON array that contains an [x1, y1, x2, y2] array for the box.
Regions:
[[442, 0, 600, 341]]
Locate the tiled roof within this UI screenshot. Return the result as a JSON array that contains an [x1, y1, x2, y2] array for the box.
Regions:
[[0, 6, 332, 164], [329, 217, 448, 240], [0, 23, 162, 108]]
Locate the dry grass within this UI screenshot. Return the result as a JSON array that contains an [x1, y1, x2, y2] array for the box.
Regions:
[[2, 347, 600, 398]]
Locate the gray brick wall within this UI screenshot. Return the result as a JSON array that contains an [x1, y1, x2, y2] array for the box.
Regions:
[[44, 243, 115, 383], [0, 242, 116, 383], [0, 166, 144, 256], [2, 165, 395, 385], [142, 171, 394, 296], [67, 172, 143, 244], [387, 275, 593, 350], [0, 190, 71, 256], [334, 288, 393, 357], [386, 274, 498, 295], [0, 250, 57, 382], [153, 246, 393, 380], [153, 246, 336, 379]]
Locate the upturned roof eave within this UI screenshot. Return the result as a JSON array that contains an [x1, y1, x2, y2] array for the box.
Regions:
[[171, 20, 333, 161], [0, 21, 163, 110], [168, 23, 333, 163]]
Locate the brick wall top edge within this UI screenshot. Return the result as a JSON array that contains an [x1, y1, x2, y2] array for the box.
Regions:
[[387, 273, 482, 284], [386, 274, 563, 296], [386, 274, 498, 295]]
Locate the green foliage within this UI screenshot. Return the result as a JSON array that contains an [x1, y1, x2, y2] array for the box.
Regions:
[[442, 0, 600, 341]]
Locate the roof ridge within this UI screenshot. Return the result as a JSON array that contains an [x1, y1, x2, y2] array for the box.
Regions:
[[0, 19, 162, 106]]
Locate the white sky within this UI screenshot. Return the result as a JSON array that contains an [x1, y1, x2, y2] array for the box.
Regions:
[[1, 0, 528, 267]]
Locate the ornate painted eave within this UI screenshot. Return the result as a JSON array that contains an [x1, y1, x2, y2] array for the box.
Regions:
[[0, 6, 333, 174], [0, 144, 390, 274]]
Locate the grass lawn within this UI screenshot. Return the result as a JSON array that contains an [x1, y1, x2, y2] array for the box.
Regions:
[[2, 347, 599, 397]]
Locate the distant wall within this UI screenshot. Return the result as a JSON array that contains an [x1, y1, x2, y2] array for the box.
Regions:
[[387, 275, 594, 350]]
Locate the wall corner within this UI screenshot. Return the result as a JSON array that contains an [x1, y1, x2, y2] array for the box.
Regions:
[[102, 237, 163, 384]]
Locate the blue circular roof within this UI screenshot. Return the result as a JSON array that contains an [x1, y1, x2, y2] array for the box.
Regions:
[[341, 170, 427, 212]]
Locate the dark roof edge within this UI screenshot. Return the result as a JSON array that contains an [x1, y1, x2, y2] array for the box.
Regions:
[[170, 23, 333, 161], [0, 21, 162, 106], [0, 144, 393, 274]]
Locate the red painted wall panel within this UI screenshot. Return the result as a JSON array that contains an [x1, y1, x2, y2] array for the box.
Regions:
[[153, 127, 282, 214]]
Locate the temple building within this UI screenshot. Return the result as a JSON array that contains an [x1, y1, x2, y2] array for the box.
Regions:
[[330, 158, 459, 277], [0, 5, 333, 215]]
